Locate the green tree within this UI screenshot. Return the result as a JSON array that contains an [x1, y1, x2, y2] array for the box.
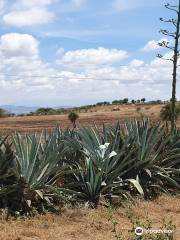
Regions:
[[0, 108, 8, 118], [112, 100, 120, 105], [141, 98, 146, 103], [35, 108, 56, 115], [122, 98, 129, 104], [68, 112, 79, 129], [158, 0, 180, 130]]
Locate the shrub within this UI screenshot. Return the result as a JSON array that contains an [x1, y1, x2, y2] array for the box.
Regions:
[[35, 108, 57, 115], [160, 102, 180, 121], [96, 101, 110, 106], [0, 108, 8, 118], [68, 112, 79, 128]]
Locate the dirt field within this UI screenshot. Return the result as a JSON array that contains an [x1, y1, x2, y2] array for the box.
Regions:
[[0, 105, 179, 239], [0, 195, 179, 240], [1, 104, 179, 134]]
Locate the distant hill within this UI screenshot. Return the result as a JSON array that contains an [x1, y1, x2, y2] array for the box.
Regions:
[[0, 105, 73, 115], [0, 105, 39, 114]]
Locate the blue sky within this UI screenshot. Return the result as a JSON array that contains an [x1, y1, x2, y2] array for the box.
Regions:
[[0, 0, 179, 106]]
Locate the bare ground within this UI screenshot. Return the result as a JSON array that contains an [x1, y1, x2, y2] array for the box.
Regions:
[[0, 195, 179, 240], [0, 104, 179, 134], [0, 105, 179, 240]]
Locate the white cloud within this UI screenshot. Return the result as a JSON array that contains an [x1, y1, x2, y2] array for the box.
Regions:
[[57, 47, 129, 67], [0, 33, 39, 57], [0, 34, 178, 105], [141, 39, 169, 52], [113, 0, 142, 11], [130, 59, 144, 67], [0, 33, 56, 93], [0, 0, 5, 15], [3, 0, 55, 27], [3, 8, 54, 27], [56, 48, 65, 56], [14, 0, 54, 8], [113, 0, 160, 11], [71, 0, 87, 8]]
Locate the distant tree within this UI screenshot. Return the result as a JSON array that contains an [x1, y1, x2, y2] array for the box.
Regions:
[[122, 98, 129, 104], [68, 112, 79, 129], [112, 100, 120, 105], [96, 101, 110, 106], [131, 100, 136, 104], [141, 98, 146, 103], [158, 0, 180, 130], [35, 108, 56, 115], [137, 99, 141, 104], [0, 108, 8, 118], [96, 102, 104, 106], [156, 100, 162, 104], [147, 100, 162, 105]]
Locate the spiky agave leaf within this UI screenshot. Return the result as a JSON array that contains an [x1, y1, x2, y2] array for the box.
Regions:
[[11, 133, 66, 213], [124, 119, 180, 196], [59, 141, 144, 205]]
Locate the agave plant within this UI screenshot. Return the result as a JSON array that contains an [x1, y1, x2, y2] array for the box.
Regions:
[[10, 133, 66, 213], [77, 122, 125, 155], [64, 120, 180, 201], [0, 136, 16, 208], [124, 119, 180, 197], [0, 137, 14, 178], [0, 119, 179, 214], [59, 142, 143, 206]]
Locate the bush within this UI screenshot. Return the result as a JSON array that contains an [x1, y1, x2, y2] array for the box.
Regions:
[[160, 102, 180, 121], [0, 108, 8, 118], [68, 112, 79, 128], [35, 108, 57, 115], [96, 101, 110, 106]]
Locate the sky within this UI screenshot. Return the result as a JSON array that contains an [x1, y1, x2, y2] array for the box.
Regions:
[[0, 0, 179, 107]]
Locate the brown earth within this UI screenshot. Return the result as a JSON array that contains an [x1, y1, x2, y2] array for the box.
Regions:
[[0, 195, 179, 240], [0, 104, 179, 134], [0, 105, 179, 239]]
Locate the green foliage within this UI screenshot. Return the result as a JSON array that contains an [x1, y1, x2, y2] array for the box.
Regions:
[[141, 98, 146, 103], [0, 133, 67, 214], [0, 119, 179, 215], [160, 102, 180, 121], [96, 101, 110, 106], [35, 108, 56, 115], [122, 98, 129, 104], [112, 98, 129, 105], [62, 142, 140, 205], [32, 107, 68, 116], [0, 137, 15, 202], [0, 108, 8, 117], [68, 112, 79, 128]]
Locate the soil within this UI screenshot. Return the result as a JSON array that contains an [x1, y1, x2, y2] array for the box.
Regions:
[[0, 195, 179, 240], [0, 104, 178, 134]]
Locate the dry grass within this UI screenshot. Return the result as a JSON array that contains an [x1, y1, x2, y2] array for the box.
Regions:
[[0, 195, 179, 240], [1, 104, 179, 134]]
